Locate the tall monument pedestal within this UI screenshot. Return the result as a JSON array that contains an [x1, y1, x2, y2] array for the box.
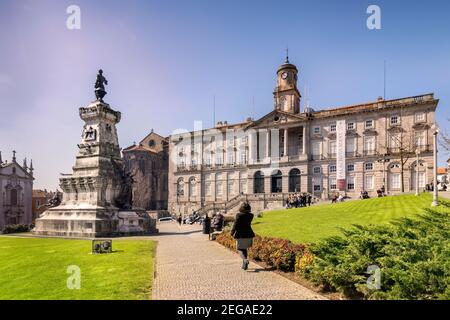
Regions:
[[35, 98, 156, 237]]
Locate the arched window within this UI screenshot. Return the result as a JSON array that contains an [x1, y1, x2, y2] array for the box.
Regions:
[[271, 170, 282, 193], [253, 171, 264, 194], [188, 177, 196, 197], [177, 178, 184, 196], [288, 168, 301, 192], [388, 162, 401, 189]]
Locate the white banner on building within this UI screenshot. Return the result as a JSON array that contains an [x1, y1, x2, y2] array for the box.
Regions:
[[336, 119, 346, 191]]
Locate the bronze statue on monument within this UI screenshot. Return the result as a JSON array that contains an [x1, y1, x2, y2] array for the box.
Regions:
[[95, 69, 108, 102]]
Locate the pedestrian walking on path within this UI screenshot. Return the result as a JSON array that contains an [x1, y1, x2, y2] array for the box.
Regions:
[[231, 202, 255, 270], [177, 214, 182, 227]]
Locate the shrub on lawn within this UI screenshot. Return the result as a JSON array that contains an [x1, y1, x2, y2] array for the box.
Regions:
[[295, 248, 314, 274], [300, 210, 450, 299], [2, 224, 33, 234], [215, 232, 308, 272]]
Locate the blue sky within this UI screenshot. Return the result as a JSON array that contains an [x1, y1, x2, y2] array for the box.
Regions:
[[0, 0, 449, 189]]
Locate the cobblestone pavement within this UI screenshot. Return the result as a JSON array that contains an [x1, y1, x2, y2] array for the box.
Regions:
[[150, 222, 326, 300]]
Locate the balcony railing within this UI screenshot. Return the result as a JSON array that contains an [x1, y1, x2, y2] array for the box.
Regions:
[[363, 150, 376, 156], [387, 147, 401, 154], [310, 155, 324, 160], [416, 144, 431, 153]]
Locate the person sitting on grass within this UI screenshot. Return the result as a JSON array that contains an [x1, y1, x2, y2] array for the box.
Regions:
[[231, 202, 255, 271]]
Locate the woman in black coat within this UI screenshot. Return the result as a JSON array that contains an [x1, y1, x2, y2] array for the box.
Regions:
[[231, 202, 255, 270]]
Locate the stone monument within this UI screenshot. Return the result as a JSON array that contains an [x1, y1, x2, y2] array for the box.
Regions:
[[34, 70, 157, 237]]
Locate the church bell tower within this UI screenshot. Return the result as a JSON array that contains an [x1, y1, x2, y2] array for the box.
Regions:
[[273, 52, 301, 113]]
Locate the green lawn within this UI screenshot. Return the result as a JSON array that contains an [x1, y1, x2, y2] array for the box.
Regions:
[[0, 237, 155, 300], [252, 193, 450, 244]]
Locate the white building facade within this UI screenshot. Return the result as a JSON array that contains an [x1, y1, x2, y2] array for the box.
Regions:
[[168, 59, 439, 215]]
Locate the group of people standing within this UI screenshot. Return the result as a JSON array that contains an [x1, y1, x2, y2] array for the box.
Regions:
[[285, 193, 313, 209]]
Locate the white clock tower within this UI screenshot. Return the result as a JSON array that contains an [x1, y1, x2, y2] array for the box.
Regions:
[[273, 54, 301, 114]]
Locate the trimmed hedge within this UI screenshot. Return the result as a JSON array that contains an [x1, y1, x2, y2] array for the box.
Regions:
[[215, 232, 308, 272], [2, 224, 33, 234]]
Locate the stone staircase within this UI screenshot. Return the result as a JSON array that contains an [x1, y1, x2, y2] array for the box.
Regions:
[[196, 192, 322, 216], [196, 194, 246, 215]]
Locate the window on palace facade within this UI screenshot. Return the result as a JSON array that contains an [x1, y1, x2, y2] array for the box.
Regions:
[[227, 151, 234, 164], [313, 126, 321, 134], [347, 164, 355, 172], [227, 180, 234, 195], [390, 115, 400, 125], [329, 164, 337, 173], [216, 152, 223, 166], [329, 177, 337, 190], [329, 140, 337, 156], [364, 136, 375, 152], [415, 112, 426, 123], [390, 173, 400, 189], [239, 149, 246, 164], [313, 166, 321, 174], [365, 162, 374, 171], [364, 175, 374, 190], [216, 181, 222, 196], [347, 122, 355, 130], [347, 176, 355, 190], [365, 119, 374, 128], [311, 141, 321, 156], [205, 153, 211, 165], [330, 123, 336, 132], [205, 182, 211, 196], [346, 137, 355, 154], [414, 131, 426, 147], [189, 178, 196, 197], [389, 133, 401, 149]]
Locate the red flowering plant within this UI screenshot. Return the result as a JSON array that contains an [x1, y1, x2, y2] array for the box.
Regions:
[[215, 231, 309, 273]]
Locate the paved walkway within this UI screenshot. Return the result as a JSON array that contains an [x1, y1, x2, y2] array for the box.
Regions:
[[150, 222, 325, 300], [440, 191, 450, 200]]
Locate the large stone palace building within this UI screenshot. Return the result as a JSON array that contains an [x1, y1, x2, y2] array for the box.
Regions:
[[0, 151, 34, 230], [167, 58, 439, 215]]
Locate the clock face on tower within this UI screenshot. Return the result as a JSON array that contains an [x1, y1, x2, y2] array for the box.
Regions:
[[281, 72, 288, 80]]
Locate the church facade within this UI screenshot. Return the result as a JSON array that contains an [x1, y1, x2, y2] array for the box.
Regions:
[[167, 58, 439, 215], [123, 131, 169, 210], [0, 151, 34, 230]]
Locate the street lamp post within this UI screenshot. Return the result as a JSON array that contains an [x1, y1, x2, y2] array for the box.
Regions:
[[431, 125, 439, 206], [415, 149, 420, 196]]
